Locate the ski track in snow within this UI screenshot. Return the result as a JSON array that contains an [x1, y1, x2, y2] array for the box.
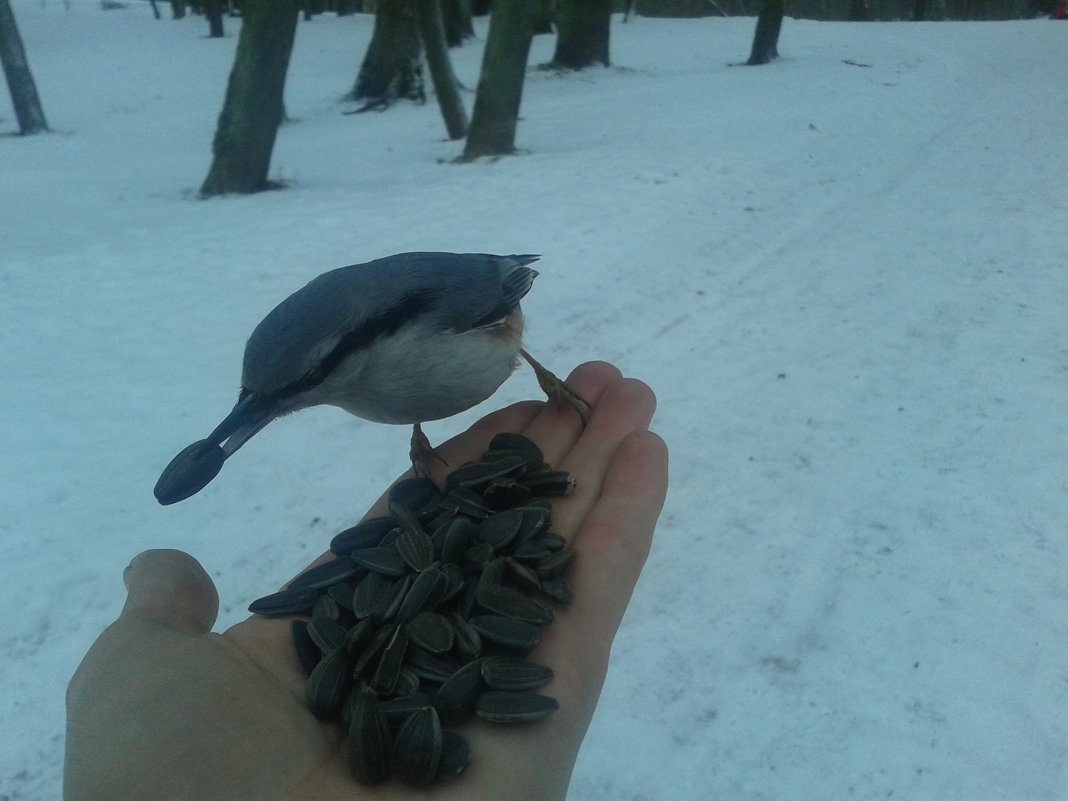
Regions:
[[1, 7, 1066, 800]]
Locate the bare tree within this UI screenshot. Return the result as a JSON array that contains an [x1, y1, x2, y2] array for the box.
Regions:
[[416, 0, 467, 139], [460, 0, 534, 160], [0, 0, 47, 135], [200, 0, 299, 196], [350, 0, 423, 108], [551, 0, 611, 68], [442, 0, 474, 46], [745, 0, 783, 65]]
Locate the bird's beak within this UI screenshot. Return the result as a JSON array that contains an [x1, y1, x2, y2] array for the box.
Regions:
[[211, 393, 279, 457], [154, 394, 279, 505]]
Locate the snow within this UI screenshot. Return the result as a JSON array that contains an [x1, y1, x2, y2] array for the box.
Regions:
[[2, 4, 1066, 798]]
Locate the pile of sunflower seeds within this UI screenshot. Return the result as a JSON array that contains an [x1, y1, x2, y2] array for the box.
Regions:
[[247, 433, 574, 787]]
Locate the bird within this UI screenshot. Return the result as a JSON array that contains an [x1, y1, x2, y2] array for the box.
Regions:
[[153, 252, 589, 505]]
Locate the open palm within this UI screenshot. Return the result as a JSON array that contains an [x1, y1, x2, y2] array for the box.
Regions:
[[65, 362, 668, 801]]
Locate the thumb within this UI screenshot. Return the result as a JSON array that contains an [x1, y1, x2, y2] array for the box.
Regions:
[[120, 549, 219, 635]]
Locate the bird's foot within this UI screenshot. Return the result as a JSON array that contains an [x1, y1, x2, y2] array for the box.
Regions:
[[409, 423, 448, 478], [520, 348, 592, 425]]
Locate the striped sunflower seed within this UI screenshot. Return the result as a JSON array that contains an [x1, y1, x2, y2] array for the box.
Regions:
[[468, 615, 544, 652], [330, 516, 394, 556], [370, 623, 409, 696], [291, 620, 320, 676], [481, 656, 554, 691], [307, 618, 348, 654], [395, 527, 435, 572], [475, 690, 559, 723], [248, 586, 318, 617], [436, 729, 471, 782], [305, 647, 352, 719], [289, 557, 362, 590], [408, 611, 454, 654], [348, 685, 391, 786], [391, 706, 443, 787], [477, 583, 554, 625], [434, 658, 485, 724], [485, 432, 543, 464], [350, 547, 409, 577]]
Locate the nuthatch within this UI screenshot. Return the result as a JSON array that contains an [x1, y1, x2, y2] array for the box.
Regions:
[[154, 252, 588, 505]]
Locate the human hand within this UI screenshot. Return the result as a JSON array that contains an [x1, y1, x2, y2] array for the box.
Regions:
[[65, 362, 669, 801]]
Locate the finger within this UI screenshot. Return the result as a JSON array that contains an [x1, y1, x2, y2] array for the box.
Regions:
[[120, 549, 219, 635], [542, 431, 669, 692], [552, 377, 658, 538], [521, 361, 623, 468]]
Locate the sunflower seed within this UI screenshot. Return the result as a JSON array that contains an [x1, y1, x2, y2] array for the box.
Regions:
[[306, 647, 352, 719], [373, 574, 412, 623], [536, 547, 575, 578], [481, 656, 554, 691], [504, 556, 542, 591], [538, 532, 568, 552], [439, 517, 475, 564], [312, 594, 340, 622], [371, 623, 409, 696], [289, 557, 362, 590], [539, 575, 574, 605], [291, 620, 320, 676], [469, 615, 544, 652], [380, 692, 433, 727], [520, 470, 576, 496], [307, 618, 348, 654], [248, 586, 318, 617], [350, 547, 409, 577], [440, 562, 465, 602], [511, 539, 552, 562], [445, 453, 526, 491], [395, 667, 420, 697], [476, 690, 559, 723], [395, 528, 435, 572], [353, 624, 395, 678], [436, 729, 471, 781], [330, 516, 395, 556], [388, 477, 440, 512], [348, 685, 391, 786], [448, 612, 482, 661], [408, 611, 454, 653], [477, 583, 554, 625], [486, 432, 543, 464], [478, 508, 524, 550], [483, 477, 532, 509], [434, 659, 485, 723], [353, 571, 392, 619], [326, 581, 356, 612], [463, 542, 494, 570], [345, 617, 374, 652], [404, 645, 461, 683], [392, 706, 442, 786], [441, 487, 493, 518], [396, 567, 448, 623]]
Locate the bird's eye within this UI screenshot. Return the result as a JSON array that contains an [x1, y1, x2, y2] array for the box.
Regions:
[[300, 367, 326, 389]]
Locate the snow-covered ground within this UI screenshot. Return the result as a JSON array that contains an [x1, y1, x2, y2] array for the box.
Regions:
[[2, 4, 1066, 798]]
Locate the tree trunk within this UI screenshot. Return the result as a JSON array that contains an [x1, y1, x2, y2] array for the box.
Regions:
[[204, 0, 224, 36], [416, 0, 467, 139], [0, 0, 48, 135], [350, 0, 424, 106], [200, 0, 299, 196], [745, 0, 783, 65], [170, 0, 187, 19], [460, 0, 534, 160], [911, 0, 927, 18], [551, 0, 611, 69], [442, 0, 474, 46], [848, 0, 869, 19]]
